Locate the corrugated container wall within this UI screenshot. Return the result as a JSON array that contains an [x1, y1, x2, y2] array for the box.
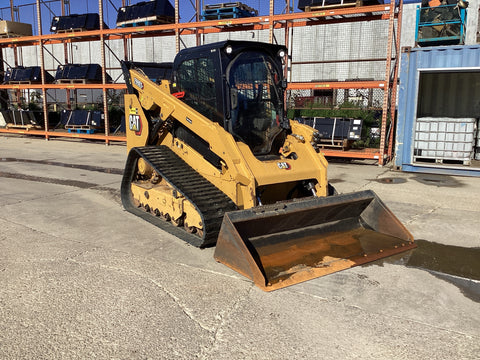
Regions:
[[395, 45, 480, 176]]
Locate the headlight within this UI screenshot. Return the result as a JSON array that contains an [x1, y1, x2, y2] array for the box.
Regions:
[[225, 45, 233, 55], [278, 49, 286, 58]]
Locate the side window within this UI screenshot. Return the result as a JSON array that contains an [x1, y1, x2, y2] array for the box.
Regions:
[[176, 57, 223, 126]]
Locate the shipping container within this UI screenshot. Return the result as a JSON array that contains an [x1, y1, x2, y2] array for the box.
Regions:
[[395, 45, 480, 176]]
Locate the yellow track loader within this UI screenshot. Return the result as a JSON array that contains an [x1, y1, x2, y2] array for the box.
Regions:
[[120, 41, 415, 291]]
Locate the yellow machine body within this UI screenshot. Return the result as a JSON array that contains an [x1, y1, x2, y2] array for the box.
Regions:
[[121, 42, 415, 291], [125, 73, 329, 210]]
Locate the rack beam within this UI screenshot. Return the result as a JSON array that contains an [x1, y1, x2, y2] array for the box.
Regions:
[[0, 0, 400, 159], [0, 84, 127, 90], [0, 5, 394, 46], [0, 128, 126, 142], [288, 81, 386, 90], [321, 148, 382, 159]]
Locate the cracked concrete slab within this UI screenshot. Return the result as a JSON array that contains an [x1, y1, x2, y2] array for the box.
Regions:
[[202, 286, 479, 360], [328, 161, 480, 247], [0, 136, 479, 359]]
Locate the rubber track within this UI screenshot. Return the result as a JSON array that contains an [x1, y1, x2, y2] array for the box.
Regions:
[[121, 145, 237, 248]]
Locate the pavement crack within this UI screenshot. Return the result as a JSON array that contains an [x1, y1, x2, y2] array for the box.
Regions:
[[0, 171, 99, 189], [0, 214, 76, 241], [0, 158, 124, 175], [356, 168, 391, 190], [67, 259, 215, 334], [405, 205, 441, 225], [0, 171, 120, 198], [197, 285, 255, 360], [290, 288, 478, 339], [0, 178, 119, 207], [176, 262, 247, 282], [288, 289, 330, 302], [0, 189, 80, 207], [356, 305, 480, 339], [0, 216, 111, 263]]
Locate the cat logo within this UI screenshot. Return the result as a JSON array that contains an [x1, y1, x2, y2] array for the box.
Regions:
[[129, 114, 142, 136], [277, 162, 291, 170], [133, 77, 144, 90]]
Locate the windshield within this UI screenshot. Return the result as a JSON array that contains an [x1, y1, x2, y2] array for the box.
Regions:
[[228, 51, 284, 155]]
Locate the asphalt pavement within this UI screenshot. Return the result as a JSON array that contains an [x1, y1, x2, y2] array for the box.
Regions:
[[0, 135, 479, 359]]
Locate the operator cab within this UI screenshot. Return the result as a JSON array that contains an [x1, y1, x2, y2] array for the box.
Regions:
[[173, 41, 289, 156]]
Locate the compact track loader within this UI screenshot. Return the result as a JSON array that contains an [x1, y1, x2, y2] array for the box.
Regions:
[[121, 41, 415, 291]]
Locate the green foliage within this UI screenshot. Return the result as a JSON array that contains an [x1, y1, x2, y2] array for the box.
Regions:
[[287, 102, 383, 149], [15, 91, 43, 111], [77, 104, 99, 111], [288, 102, 380, 124]]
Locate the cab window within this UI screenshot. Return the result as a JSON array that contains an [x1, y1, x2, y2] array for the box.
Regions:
[[176, 57, 223, 126]]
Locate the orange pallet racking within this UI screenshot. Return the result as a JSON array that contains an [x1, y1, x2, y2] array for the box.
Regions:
[[0, 0, 403, 163]]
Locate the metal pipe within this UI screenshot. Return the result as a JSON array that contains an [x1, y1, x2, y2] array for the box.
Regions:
[[98, 0, 110, 143], [196, 0, 201, 46], [60, 0, 72, 112], [379, 3, 396, 165], [175, 0, 180, 53], [35, 0, 49, 137], [388, 0, 404, 162], [292, 58, 394, 65], [10, 0, 18, 67], [269, 0, 274, 43]]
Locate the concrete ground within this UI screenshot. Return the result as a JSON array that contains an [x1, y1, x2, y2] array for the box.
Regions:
[[0, 135, 479, 359]]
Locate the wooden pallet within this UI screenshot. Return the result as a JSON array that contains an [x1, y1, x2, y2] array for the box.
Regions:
[[0, 32, 31, 38], [305, 0, 363, 11], [117, 16, 174, 28], [205, 2, 242, 9], [413, 156, 472, 166], [6, 80, 33, 85], [317, 138, 351, 150], [202, 8, 257, 20], [5, 123, 42, 131], [65, 124, 100, 134], [67, 128, 96, 134], [65, 124, 92, 129], [56, 79, 100, 84], [204, 2, 255, 12], [55, 28, 88, 33]]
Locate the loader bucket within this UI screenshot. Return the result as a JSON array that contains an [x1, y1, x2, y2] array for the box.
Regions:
[[214, 190, 416, 291]]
